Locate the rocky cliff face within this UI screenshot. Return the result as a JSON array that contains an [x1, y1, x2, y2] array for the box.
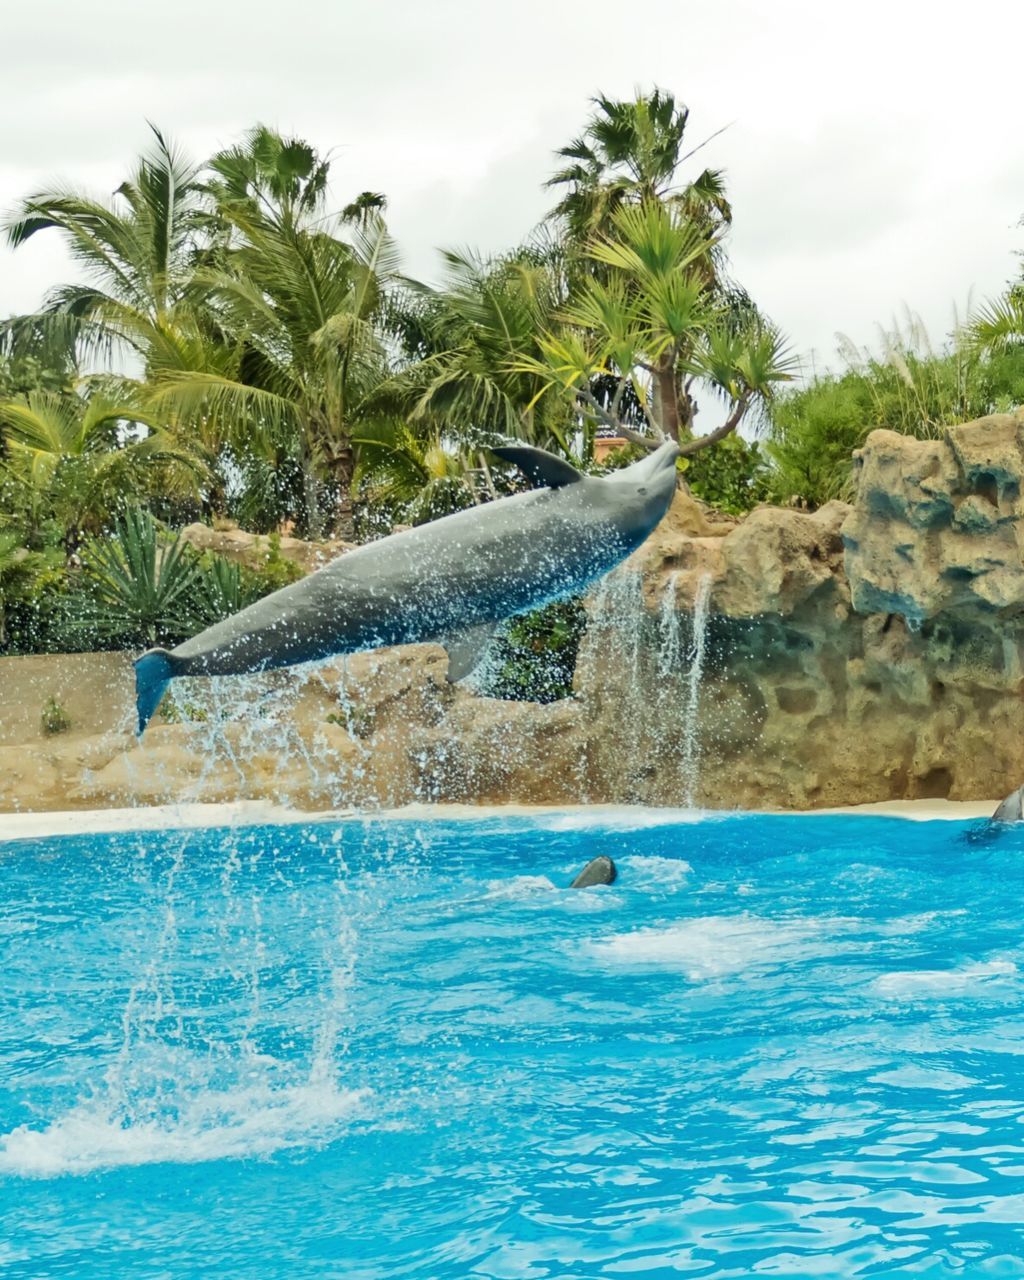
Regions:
[[574, 409, 1024, 808], [3, 412, 1023, 814]]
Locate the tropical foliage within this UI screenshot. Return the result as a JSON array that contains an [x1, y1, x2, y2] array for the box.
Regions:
[[767, 308, 1024, 506], [1, 91, 1022, 699], [69, 509, 304, 650]]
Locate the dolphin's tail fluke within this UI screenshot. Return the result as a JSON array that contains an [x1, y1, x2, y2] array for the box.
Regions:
[[134, 648, 176, 736]]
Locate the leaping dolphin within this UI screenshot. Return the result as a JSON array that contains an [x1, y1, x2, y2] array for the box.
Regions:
[[134, 440, 680, 734]]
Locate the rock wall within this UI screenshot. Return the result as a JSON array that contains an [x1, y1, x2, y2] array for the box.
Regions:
[[575, 410, 1024, 808], [0, 646, 588, 813], [2, 412, 1023, 816]]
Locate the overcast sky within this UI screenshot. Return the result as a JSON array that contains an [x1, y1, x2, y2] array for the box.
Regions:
[[2, 0, 1022, 373]]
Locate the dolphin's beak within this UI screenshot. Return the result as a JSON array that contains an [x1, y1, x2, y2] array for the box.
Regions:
[[633, 439, 679, 480]]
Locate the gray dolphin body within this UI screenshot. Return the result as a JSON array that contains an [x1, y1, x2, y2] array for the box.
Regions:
[[993, 787, 1024, 822], [133, 441, 680, 734], [569, 856, 617, 888]]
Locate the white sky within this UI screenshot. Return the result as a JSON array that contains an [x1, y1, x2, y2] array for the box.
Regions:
[[2, 0, 1022, 373]]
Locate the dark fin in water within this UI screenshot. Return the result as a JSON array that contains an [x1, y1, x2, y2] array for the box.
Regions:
[[489, 444, 582, 489], [444, 623, 499, 683], [134, 648, 175, 736], [569, 855, 617, 888]]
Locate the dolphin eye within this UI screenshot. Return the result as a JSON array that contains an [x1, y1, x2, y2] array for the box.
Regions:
[[637, 486, 648, 495]]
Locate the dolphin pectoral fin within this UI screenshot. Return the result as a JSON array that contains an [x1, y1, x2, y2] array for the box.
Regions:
[[489, 444, 582, 489], [443, 623, 499, 682]]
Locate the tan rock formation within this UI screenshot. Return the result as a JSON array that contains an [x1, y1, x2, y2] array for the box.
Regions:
[[574, 412, 1024, 808], [843, 412, 1024, 617], [180, 523, 354, 574], [3, 414, 1024, 818]]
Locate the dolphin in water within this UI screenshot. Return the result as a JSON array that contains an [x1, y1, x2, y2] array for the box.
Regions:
[[134, 440, 680, 734], [993, 787, 1024, 822], [569, 855, 617, 888]]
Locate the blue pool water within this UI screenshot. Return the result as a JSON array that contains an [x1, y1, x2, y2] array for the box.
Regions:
[[3, 812, 1024, 1277]]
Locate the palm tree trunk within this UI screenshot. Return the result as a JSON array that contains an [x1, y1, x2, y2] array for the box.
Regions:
[[654, 359, 681, 442], [301, 455, 323, 540], [203, 475, 227, 523], [332, 444, 356, 542]]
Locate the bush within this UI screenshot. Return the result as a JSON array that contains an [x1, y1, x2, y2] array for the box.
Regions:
[[158, 696, 209, 724], [765, 374, 874, 507], [40, 697, 71, 736], [189, 555, 264, 629], [73, 508, 202, 648], [63, 511, 308, 652], [683, 435, 772, 514], [479, 599, 587, 703], [252, 532, 305, 591], [765, 314, 1024, 508], [0, 532, 73, 654]]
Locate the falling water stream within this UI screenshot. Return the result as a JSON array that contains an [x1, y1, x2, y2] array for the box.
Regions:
[[679, 572, 713, 806]]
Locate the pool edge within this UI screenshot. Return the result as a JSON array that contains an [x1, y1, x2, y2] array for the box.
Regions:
[[0, 797, 1001, 841]]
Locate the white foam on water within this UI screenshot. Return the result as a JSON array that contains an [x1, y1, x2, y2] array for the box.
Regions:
[[873, 959, 1018, 999], [558, 888, 622, 913], [533, 808, 722, 833], [483, 874, 557, 899], [0, 1081, 369, 1178], [621, 855, 693, 889], [585, 913, 837, 979]]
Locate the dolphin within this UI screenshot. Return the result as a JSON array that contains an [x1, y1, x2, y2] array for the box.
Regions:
[[133, 440, 680, 734], [569, 855, 617, 888], [993, 787, 1024, 822]]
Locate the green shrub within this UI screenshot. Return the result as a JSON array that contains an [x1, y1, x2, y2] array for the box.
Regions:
[[253, 532, 305, 591], [0, 534, 66, 652], [765, 314, 1024, 507], [325, 705, 375, 738], [479, 599, 587, 704], [683, 435, 772, 514], [158, 696, 209, 724], [190, 555, 263, 628], [40, 696, 71, 736], [765, 374, 874, 507], [73, 508, 202, 648]]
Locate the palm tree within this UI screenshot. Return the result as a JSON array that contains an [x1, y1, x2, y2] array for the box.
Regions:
[[0, 534, 59, 649], [204, 124, 331, 234], [4, 126, 211, 373], [352, 419, 479, 526], [0, 389, 198, 550], [398, 243, 577, 457], [151, 130, 400, 539], [547, 89, 731, 243], [518, 201, 795, 453], [207, 124, 388, 234], [969, 290, 1024, 357]]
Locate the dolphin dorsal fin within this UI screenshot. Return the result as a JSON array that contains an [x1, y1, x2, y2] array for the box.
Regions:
[[490, 444, 582, 489]]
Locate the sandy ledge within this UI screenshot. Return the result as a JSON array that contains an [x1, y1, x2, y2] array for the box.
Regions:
[[0, 797, 1001, 842]]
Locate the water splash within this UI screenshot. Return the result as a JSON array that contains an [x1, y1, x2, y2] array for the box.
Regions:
[[657, 572, 683, 679], [680, 573, 713, 806], [41, 819, 367, 1177], [588, 570, 647, 797], [0, 1079, 368, 1177]]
